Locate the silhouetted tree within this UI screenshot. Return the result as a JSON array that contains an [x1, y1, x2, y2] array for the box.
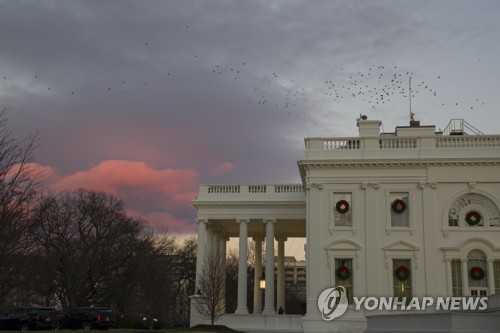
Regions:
[[196, 254, 226, 325], [172, 237, 197, 326], [0, 109, 39, 308], [30, 189, 147, 309]]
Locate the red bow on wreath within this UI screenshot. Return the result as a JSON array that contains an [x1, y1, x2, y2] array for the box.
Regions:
[[336, 266, 351, 280]]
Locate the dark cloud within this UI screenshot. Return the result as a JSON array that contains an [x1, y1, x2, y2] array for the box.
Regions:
[[1, 0, 499, 231]]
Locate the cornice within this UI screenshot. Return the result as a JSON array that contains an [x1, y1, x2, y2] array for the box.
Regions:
[[298, 158, 500, 169], [193, 201, 306, 209]]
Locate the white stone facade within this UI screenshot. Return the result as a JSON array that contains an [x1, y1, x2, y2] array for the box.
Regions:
[[191, 117, 500, 332]]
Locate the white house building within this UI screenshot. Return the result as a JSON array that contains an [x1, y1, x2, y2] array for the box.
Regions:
[[190, 116, 500, 333]]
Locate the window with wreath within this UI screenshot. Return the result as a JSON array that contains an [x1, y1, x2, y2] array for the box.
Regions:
[[393, 259, 412, 301], [390, 192, 409, 227], [467, 250, 488, 296], [448, 193, 500, 228], [334, 193, 352, 226], [335, 258, 353, 303]]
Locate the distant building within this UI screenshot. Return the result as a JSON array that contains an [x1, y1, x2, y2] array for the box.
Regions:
[[190, 117, 500, 332]]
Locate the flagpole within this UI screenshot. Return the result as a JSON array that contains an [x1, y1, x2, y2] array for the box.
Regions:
[[409, 76, 414, 121]]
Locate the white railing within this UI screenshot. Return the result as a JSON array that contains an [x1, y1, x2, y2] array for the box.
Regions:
[[274, 184, 304, 193], [323, 138, 361, 150], [203, 184, 304, 195], [248, 185, 267, 193], [307, 135, 500, 151], [380, 137, 418, 149], [207, 185, 240, 194], [436, 136, 500, 148]]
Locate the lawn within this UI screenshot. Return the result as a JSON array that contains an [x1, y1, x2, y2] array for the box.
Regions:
[[0, 327, 246, 333]]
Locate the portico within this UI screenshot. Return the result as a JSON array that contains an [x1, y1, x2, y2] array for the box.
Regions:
[[190, 184, 306, 330]]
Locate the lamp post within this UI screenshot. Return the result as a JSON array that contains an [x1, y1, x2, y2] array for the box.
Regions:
[[259, 272, 266, 290]]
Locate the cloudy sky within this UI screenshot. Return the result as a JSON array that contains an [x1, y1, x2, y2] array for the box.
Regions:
[[2, 0, 499, 235]]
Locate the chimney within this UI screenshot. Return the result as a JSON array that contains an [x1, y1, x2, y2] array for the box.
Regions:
[[357, 116, 381, 137]]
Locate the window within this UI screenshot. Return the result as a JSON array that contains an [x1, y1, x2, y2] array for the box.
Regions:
[[494, 260, 500, 294], [467, 250, 488, 293], [390, 192, 409, 227], [334, 193, 352, 226], [471, 289, 488, 296], [393, 259, 412, 301], [448, 193, 500, 228], [451, 259, 462, 296], [335, 258, 353, 304]]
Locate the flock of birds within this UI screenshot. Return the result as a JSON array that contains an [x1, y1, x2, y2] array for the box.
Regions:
[[1, 39, 487, 128]]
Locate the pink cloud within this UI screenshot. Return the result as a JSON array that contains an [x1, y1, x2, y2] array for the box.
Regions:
[[208, 162, 234, 177], [6, 162, 58, 182], [40, 160, 199, 233]]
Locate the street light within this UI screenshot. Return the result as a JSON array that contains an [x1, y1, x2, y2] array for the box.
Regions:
[[259, 272, 266, 290]]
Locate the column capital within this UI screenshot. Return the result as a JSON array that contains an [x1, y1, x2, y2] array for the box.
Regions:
[[195, 218, 208, 225], [252, 236, 264, 242], [263, 218, 277, 224], [236, 218, 250, 224], [276, 236, 287, 242]]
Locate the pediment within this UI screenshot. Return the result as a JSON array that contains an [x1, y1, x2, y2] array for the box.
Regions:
[[382, 240, 419, 252], [325, 239, 362, 251]]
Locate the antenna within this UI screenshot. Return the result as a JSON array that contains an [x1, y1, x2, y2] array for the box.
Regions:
[[409, 76, 414, 121]]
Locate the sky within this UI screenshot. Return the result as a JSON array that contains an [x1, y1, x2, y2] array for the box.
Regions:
[[1, 0, 500, 240]]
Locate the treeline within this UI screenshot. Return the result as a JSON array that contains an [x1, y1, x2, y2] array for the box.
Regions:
[[0, 111, 204, 327]]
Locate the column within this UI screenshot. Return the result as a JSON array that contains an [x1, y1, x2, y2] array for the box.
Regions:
[[462, 259, 469, 296], [206, 225, 214, 261], [213, 230, 220, 259], [277, 236, 287, 313], [253, 237, 263, 313], [445, 259, 453, 296], [263, 219, 276, 315], [195, 219, 207, 291], [235, 219, 249, 314], [487, 259, 495, 295], [220, 235, 228, 313]]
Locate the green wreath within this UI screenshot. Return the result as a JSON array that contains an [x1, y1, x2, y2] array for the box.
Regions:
[[395, 266, 410, 281], [469, 266, 485, 280], [392, 199, 407, 214], [336, 266, 351, 280], [335, 200, 350, 214], [465, 211, 482, 226]]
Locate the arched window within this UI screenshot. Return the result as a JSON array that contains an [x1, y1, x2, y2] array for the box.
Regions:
[[448, 193, 500, 228]]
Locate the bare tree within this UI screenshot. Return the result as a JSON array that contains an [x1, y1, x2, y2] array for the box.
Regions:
[[30, 189, 148, 309], [172, 237, 197, 326], [0, 109, 39, 306], [123, 231, 177, 329], [196, 254, 226, 325]]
